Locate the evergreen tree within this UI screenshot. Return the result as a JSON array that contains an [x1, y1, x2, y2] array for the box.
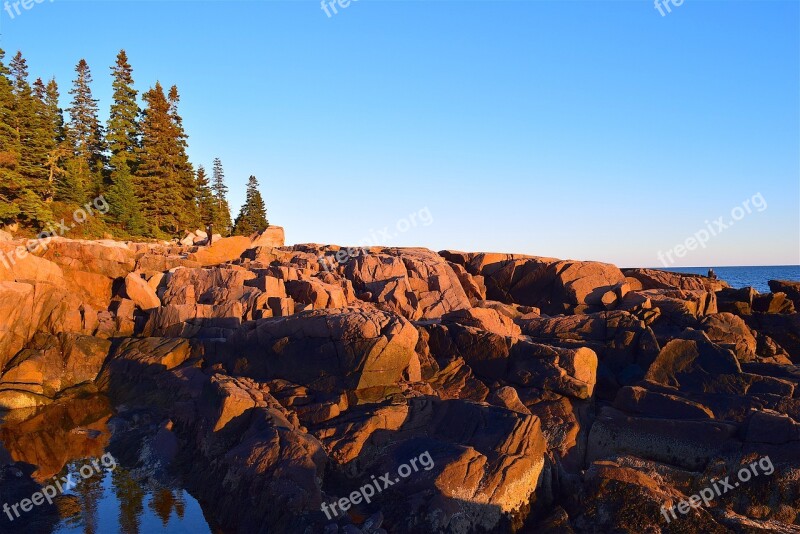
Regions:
[[7, 52, 51, 224], [137, 82, 198, 235], [232, 175, 268, 236], [39, 78, 71, 202], [0, 49, 23, 224], [167, 85, 199, 231], [33, 78, 58, 202], [66, 59, 105, 200], [106, 50, 145, 234], [43, 78, 65, 142], [136, 82, 175, 233], [211, 157, 232, 235], [195, 165, 217, 229], [212, 157, 227, 199]]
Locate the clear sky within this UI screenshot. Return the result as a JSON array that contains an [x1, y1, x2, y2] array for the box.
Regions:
[[1, 0, 798, 267]]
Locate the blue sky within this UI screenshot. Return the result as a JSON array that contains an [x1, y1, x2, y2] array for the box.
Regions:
[[1, 0, 798, 267]]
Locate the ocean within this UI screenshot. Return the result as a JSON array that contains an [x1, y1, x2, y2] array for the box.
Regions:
[[661, 265, 800, 294]]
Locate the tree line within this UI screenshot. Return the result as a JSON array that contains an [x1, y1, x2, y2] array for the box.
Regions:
[[0, 49, 268, 239]]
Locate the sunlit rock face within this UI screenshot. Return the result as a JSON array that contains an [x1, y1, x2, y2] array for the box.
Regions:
[[0, 236, 797, 533]]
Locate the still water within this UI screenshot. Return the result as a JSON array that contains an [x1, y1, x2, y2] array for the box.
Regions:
[[0, 394, 214, 533]]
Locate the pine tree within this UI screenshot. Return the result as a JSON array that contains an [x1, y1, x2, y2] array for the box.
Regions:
[[137, 82, 199, 235], [43, 78, 65, 143], [32, 78, 58, 203], [211, 157, 232, 235], [8, 51, 51, 225], [137, 82, 175, 233], [0, 49, 23, 224], [40, 78, 71, 202], [233, 175, 268, 236], [106, 50, 145, 235], [66, 59, 105, 200], [167, 85, 199, 231], [195, 165, 217, 229]]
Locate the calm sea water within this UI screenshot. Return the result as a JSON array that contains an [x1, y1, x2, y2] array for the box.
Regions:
[[662, 265, 800, 294], [52, 462, 211, 534]]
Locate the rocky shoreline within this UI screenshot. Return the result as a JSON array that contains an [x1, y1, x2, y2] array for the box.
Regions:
[[0, 230, 798, 533]]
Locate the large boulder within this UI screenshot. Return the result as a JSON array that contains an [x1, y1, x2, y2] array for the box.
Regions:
[[123, 272, 161, 310], [0, 333, 111, 408], [699, 312, 757, 362], [770, 280, 800, 310], [424, 321, 598, 400], [227, 308, 419, 395], [162, 266, 255, 305], [0, 242, 64, 283], [644, 329, 742, 392], [623, 268, 728, 292], [314, 396, 548, 533], [340, 248, 471, 320], [0, 282, 94, 372], [187, 236, 252, 266], [249, 226, 285, 248], [41, 238, 135, 278], [474, 256, 626, 314]]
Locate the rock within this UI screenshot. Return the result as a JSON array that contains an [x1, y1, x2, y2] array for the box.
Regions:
[[1, 235, 798, 533], [623, 268, 729, 292], [699, 312, 757, 362], [644, 330, 742, 392], [0, 281, 93, 371], [162, 266, 254, 305], [62, 268, 114, 309], [518, 310, 660, 399], [268, 297, 295, 317], [103, 337, 192, 376], [250, 226, 285, 248], [637, 288, 718, 322], [245, 274, 287, 297], [770, 280, 800, 310], [0, 242, 64, 283], [180, 232, 196, 246], [441, 307, 521, 337], [41, 239, 136, 279], [183, 373, 327, 533], [142, 302, 243, 338], [0, 282, 36, 368], [487, 385, 531, 414], [124, 272, 162, 310], [477, 257, 626, 314], [227, 308, 419, 395], [744, 410, 800, 444], [315, 396, 548, 533], [425, 321, 598, 399], [0, 389, 52, 409], [474, 300, 540, 320], [613, 385, 714, 420], [187, 236, 252, 266], [286, 278, 349, 310], [587, 406, 739, 470], [0, 333, 111, 401], [717, 286, 758, 315], [753, 292, 795, 314], [339, 247, 471, 320], [573, 457, 728, 533], [744, 313, 800, 362], [447, 261, 487, 303]]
